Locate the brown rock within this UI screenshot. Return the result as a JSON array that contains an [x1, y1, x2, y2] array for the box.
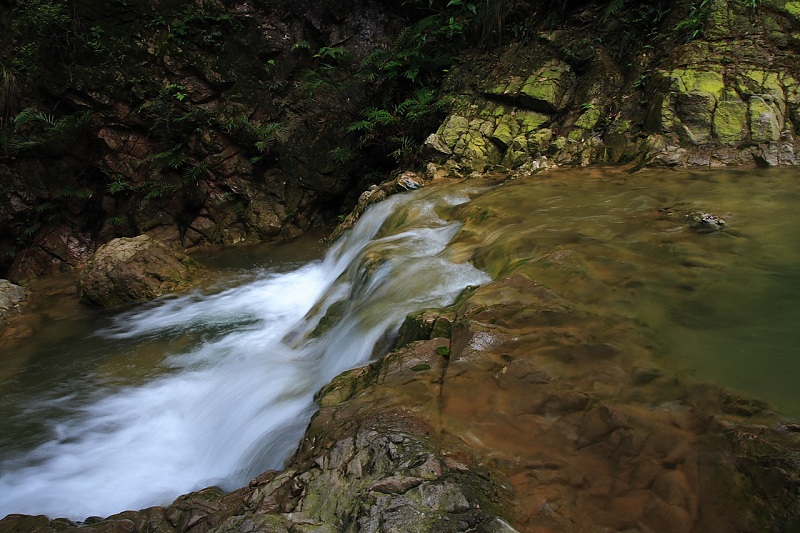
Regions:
[[78, 235, 202, 308]]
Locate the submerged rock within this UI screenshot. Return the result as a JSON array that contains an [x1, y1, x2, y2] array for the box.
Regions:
[[78, 235, 202, 308], [689, 212, 727, 233], [658, 204, 729, 233]]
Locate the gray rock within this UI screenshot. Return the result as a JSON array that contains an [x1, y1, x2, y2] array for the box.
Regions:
[[0, 279, 27, 333]]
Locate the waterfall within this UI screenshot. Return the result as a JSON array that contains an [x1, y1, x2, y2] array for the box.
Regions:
[[0, 186, 490, 521]]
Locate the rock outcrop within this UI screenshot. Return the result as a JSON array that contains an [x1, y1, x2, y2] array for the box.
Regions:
[[0, 279, 26, 334], [78, 235, 201, 308], [0, 0, 405, 281], [424, 0, 800, 172]]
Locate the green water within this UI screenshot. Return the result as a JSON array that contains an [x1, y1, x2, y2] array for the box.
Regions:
[[446, 166, 800, 418]]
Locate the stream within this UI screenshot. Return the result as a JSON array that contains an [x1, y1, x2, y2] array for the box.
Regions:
[[0, 167, 798, 521], [0, 187, 490, 519]]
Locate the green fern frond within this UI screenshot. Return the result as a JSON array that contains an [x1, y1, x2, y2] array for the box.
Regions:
[[603, 0, 627, 19], [182, 161, 209, 183]]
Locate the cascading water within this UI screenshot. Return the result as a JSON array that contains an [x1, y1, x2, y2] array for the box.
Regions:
[[0, 186, 490, 521]]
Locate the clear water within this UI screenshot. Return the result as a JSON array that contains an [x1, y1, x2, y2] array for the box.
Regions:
[[1, 167, 798, 521], [445, 167, 800, 418], [0, 187, 490, 520]]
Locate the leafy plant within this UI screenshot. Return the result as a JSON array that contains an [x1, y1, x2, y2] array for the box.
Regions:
[[291, 40, 312, 52], [329, 146, 357, 164], [0, 66, 20, 128], [246, 121, 285, 153], [182, 161, 209, 184], [314, 46, 352, 63], [162, 6, 243, 48], [7, 107, 92, 151], [604, 0, 628, 19], [148, 143, 188, 169], [345, 87, 448, 164], [11, 0, 74, 76], [675, 0, 710, 41], [88, 25, 105, 52], [163, 83, 188, 102], [107, 175, 133, 194], [58, 185, 93, 199]]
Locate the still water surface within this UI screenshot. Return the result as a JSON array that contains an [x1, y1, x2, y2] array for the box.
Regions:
[[0, 167, 798, 520]]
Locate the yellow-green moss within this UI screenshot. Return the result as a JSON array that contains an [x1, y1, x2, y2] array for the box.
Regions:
[[713, 100, 749, 144], [672, 68, 726, 99], [749, 96, 782, 142], [785, 1, 800, 17]]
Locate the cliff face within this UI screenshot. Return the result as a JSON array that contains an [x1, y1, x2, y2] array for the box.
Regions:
[[1, 0, 799, 282], [0, 0, 407, 281], [425, 0, 800, 171]]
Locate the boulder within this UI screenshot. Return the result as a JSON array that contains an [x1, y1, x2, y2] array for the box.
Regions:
[[0, 279, 27, 334], [78, 235, 201, 308]]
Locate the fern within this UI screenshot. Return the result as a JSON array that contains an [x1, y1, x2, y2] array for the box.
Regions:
[[9, 108, 91, 150], [144, 189, 163, 200], [291, 40, 312, 52], [182, 161, 209, 184], [14, 107, 55, 126], [107, 174, 132, 194], [329, 146, 356, 164], [364, 108, 395, 126], [149, 144, 187, 169], [603, 0, 628, 19]]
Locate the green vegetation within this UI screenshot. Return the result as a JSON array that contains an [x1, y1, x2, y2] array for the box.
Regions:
[[148, 5, 243, 48], [10, 0, 74, 77], [3, 107, 92, 151], [675, 0, 710, 41]]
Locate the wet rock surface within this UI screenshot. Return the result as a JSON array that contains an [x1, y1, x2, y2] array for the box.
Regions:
[[5, 168, 800, 532], [78, 235, 202, 308], [0, 280, 26, 334]]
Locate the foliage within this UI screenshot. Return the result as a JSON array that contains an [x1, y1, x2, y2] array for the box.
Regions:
[[11, 0, 74, 76], [4, 107, 92, 151], [347, 88, 448, 164], [158, 5, 244, 48], [88, 25, 105, 52], [0, 67, 20, 128], [675, 0, 710, 41]]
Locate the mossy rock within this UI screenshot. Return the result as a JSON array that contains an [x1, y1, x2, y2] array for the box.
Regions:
[[713, 99, 749, 144], [750, 96, 783, 142]]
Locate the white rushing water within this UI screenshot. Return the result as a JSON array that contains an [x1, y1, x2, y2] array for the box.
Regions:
[[0, 187, 490, 520]]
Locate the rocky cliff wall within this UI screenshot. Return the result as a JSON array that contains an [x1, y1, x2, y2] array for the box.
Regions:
[[0, 0, 407, 281], [1, 0, 798, 281], [425, 0, 800, 173]]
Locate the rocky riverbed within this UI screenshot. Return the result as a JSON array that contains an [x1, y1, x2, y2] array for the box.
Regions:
[[2, 167, 799, 532]]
